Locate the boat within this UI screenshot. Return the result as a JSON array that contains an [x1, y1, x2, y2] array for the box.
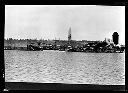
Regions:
[[27, 42, 43, 51], [65, 46, 76, 52]]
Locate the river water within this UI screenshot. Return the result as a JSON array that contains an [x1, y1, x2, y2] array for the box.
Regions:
[[4, 50, 125, 85]]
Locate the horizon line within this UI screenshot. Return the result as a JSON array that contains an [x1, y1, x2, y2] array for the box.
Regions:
[[4, 38, 103, 41]]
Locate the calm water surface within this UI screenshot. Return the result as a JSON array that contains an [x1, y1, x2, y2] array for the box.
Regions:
[[4, 50, 125, 85]]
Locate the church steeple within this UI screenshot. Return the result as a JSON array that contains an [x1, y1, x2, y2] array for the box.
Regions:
[[68, 27, 71, 41]]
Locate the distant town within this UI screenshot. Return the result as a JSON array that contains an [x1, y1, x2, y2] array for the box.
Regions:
[[4, 28, 125, 53]]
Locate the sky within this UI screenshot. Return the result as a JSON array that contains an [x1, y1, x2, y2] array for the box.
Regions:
[[5, 5, 125, 44]]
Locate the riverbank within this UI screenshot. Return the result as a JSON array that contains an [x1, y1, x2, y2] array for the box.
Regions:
[[4, 48, 124, 53], [4, 39, 125, 53]]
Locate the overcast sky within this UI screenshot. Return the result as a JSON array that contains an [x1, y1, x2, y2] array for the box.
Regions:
[[5, 5, 125, 44]]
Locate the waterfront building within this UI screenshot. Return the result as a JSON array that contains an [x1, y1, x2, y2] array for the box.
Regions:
[[104, 38, 114, 45], [105, 38, 110, 44]]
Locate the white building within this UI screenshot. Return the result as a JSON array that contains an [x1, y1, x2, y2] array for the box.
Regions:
[[104, 38, 114, 45]]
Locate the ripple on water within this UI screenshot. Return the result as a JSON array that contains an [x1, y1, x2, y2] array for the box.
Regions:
[[4, 50, 125, 85]]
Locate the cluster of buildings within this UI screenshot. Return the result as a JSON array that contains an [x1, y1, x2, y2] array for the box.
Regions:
[[4, 28, 125, 53], [64, 30, 125, 53]]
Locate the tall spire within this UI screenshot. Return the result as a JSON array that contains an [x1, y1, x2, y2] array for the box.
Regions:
[[68, 27, 71, 41]]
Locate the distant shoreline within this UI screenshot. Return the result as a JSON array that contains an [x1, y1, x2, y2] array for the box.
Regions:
[[4, 49, 125, 53], [4, 39, 125, 53]]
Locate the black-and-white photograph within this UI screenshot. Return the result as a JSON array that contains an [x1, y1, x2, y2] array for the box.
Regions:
[[4, 5, 125, 90]]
